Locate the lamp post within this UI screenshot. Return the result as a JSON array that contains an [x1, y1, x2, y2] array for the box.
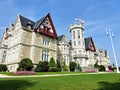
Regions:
[[106, 28, 119, 73]]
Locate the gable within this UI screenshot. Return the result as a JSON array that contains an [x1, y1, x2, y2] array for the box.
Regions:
[[35, 13, 57, 39], [85, 37, 96, 52], [58, 35, 67, 42], [88, 39, 96, 52], [58, 35, 64, 42]]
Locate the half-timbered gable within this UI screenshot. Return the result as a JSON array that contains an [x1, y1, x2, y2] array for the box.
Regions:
[[85, 37, 96, 52], [34, 13, 57, 39]]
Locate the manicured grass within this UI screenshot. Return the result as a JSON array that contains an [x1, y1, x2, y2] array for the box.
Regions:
[[0, 72, 13, 76], [0, 73, 120, 90], [35, 71, 85, 75], [0, 71, 85, 76]]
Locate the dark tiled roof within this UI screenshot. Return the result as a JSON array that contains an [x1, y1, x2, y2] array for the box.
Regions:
[[58, 35, 64, 41], [19, 15, 35, 29], [19, 14, 47, 30], [18, 13, 58, 39], [33, 16, 46, 30]]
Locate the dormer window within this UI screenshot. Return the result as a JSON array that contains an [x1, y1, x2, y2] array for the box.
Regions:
[[27, 21, 32, 29]]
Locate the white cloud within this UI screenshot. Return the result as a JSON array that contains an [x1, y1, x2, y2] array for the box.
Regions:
[[85, 20, 104, 27], [85, 5, 94, 13], [84, 3, 99, 15]]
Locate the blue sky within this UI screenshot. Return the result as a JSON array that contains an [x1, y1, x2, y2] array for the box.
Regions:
[[0, 0, 120, 66]]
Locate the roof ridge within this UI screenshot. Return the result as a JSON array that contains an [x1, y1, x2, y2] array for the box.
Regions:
[[18, 14, 35, 23]]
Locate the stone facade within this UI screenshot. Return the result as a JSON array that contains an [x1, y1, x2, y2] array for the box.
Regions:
[[0, 14, 110, 72], [57, 35, 70, 67], [0, 13, 57, 72], [69, 19, 110, 71], [57, 19, 110, 71]]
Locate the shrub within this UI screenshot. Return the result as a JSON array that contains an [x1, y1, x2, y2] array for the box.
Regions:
[[17, 68, 21, 71], [19, 58, 33, 71], [63, 65, 69, 71], [57, 68, 62, 72], [35, 61, 49, 72], [108, 66, 112, 70], [49, 67, 58, 72], [85, 70, 96, 73], [69, 61, 77, 71], [105, 70, 113, 72], [76, 64, 82, 71], [98, 65, 106, 71], [112, 66, 116, 71], [14, 71, 36, 75], [56, 60, 62, 72], [0, 64, 7, 72]]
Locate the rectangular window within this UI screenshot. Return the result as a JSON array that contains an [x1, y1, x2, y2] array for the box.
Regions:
[[42, 37, 50, 46], [74, 42, 76, 46], [77, 30, 80, 39], [64, 45, 67, 52], [74, 51, 77, 55], [73, 31, 75, 39], [42, 50, 49, 61], [78, 41, 81, 45], [79, 50, 82, 54], [2, 50, 7, 63], [79, 60, 83, 66], [64, 56, 66, 65]]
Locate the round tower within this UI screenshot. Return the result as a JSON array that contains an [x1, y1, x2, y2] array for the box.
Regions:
[[70, 18, 86, 67]]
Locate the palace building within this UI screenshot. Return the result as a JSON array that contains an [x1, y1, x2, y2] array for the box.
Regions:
[[0, 13, 110, 72], [0, 13, 58, 72]]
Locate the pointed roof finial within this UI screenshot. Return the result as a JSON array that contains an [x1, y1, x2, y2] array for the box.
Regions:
[[17, 13, 20, 17]]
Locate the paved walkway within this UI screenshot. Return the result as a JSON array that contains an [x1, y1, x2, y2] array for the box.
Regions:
[[0, 74, 8, 77], [0, 72, 113, 78], [0, 73, 82, 78]]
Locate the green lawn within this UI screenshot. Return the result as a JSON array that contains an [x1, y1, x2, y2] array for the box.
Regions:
[[0, 71, 85, 76], [0, 73, 120, 90]]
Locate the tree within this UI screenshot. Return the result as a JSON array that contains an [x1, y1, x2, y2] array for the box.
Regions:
[[69, 61, 77, 71], [94, 61, 99, 68], [35, 61, 49, 72], [19, 58, 33, 71], [48, 57, 56, 67], [0, 64, 7, 72], [48, 57, 58, 72]]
